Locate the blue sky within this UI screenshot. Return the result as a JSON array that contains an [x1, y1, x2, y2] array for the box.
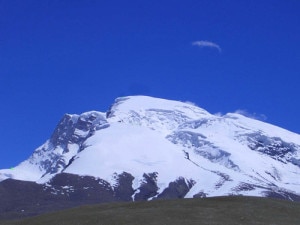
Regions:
[[1, 0, 300, 168]]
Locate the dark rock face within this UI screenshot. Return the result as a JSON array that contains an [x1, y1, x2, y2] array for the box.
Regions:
[[1, 171, 300, 220], [265, 190, 300, 202], [113, 172, 135, 202], [50, 114, 77, 148], [231, 182, 256, 192], [50, 112, 109, 150], [230, 182, 300, 202], [246, 133, 300, 167], [0, 173, 116, 220], [134, 172, 159, 201], [0, 173, 196, 220], [193, 192, 207, 198], [46, 173, 115, 202], [0, 178, 65, 219], [31, 112, 109, 178], [157, 177, 195, 199]]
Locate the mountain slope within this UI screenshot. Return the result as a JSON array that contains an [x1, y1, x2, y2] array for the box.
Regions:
[[1, 95, 300, 217]]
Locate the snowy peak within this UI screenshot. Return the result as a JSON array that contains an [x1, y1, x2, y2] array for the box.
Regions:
[[107, 96, 213, 132], [1, 95, 300, 202], [107, 96, 210, 116]]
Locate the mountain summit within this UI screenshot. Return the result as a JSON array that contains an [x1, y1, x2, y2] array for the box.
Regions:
[[1, 96, 300, 217]]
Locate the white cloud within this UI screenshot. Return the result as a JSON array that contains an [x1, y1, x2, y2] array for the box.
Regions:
[[192, 40, 222, 53], [234, 109, 267, 121], [214, 112, 223, 117], [184, 101, 197, 106]]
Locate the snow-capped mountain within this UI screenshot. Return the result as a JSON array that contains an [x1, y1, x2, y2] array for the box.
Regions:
[[1, 96, 300, 215]]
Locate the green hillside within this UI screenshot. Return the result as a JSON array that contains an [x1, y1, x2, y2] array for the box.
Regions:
[[1, 196, 300, 225]]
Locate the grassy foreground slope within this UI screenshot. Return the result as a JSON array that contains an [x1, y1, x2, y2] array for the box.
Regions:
[[1, 196, 300, 225]]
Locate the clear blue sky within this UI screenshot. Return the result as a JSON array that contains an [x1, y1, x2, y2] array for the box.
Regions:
[[1, 0, 300, 169]]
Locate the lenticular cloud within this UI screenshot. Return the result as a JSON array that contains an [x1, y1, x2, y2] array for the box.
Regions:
[[192, 40, 222, 52]]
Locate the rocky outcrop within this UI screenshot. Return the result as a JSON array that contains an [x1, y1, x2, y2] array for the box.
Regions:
[[0, 172, 196, 220]]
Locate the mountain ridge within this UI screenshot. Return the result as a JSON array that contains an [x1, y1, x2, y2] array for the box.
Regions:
[[1, 95, 300, 218]]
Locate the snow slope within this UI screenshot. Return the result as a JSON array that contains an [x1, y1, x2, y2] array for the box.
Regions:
[[1, 96, 300, 199]]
